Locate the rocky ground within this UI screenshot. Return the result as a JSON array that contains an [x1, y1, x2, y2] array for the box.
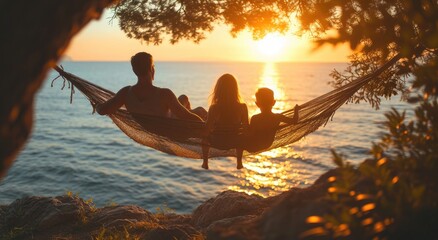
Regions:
[[0, 170, 335, 240]]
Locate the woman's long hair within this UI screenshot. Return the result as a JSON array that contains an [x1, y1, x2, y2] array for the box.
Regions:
[[210, 73, 243, 106]]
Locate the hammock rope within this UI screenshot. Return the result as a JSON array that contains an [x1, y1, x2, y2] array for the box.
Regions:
[[52, 55, 400, 159]]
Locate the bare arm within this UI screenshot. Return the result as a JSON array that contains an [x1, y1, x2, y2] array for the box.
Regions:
[[246, 115, 257, 135], [280, 104, 300, 124], [96, 87, 129, 115], [203, 105, 217, 136], [241, 104, 249, 128], [164, 89, 204, 122]]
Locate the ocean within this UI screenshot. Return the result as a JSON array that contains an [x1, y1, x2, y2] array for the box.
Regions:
[[0, 61, 411, 213]]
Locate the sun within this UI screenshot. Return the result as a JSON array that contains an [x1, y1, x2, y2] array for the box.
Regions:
[[255, 33, 288, 61]]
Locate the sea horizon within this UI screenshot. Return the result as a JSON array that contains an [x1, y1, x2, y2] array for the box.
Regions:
[[60, 58, 349, 64]]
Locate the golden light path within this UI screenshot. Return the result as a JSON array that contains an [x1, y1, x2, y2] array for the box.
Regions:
[[228, 62, 306, 197]]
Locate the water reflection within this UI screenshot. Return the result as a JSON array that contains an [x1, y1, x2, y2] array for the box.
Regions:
[[229, 62, 307, 197], [228, 147, 307, 197]]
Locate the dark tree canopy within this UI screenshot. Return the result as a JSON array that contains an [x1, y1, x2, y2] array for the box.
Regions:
[[0, 0, 116, 178], [113, 0, 297, 44], [114, 0, 438, 53], [300, 0, 438, 53], [299, 0, 438, 108], [114, 0, 438, 108]]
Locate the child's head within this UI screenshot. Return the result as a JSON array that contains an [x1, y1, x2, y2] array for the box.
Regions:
[[255, 88, 276, 111], [210, 73, 242, 106]]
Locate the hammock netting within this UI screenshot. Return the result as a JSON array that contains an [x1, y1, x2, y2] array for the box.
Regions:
[[53, 55, 399, 159]]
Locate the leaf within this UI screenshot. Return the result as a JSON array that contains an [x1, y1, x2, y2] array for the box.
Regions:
[[331, 149, 345, 167]]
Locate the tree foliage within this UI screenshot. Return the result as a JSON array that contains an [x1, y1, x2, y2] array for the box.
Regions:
[[300, 0, 438, 108], [113, 0, 297, 44]]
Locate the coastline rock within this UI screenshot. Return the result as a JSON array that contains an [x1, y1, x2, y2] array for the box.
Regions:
[[191, 190, 268, 228], [201, 172, 335, 240], [261, 192, 330, 240], [260, 171, 333, 240], [206, 215, 261, 240], [146, 225, 200, 240], [90, 205, 156, 227], [0, 195, 91, 232], [0, 175, 334, 239], [0, 195, 205, 239]]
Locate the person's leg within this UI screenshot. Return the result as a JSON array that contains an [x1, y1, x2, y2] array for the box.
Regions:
[[178, 95, 190, 109], [202, 139, 209, 169], [236, 148, 244, 169], [192, 107, 208, 121]]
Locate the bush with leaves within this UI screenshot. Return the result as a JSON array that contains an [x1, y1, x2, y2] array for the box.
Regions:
[[304, 56, 438, 239]]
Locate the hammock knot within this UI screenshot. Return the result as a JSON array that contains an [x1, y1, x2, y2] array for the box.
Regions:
[[51, 65, 76, 104], [90, 101, 97, 114]]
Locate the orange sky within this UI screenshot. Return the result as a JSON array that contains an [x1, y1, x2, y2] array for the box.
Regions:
[[65, 10, 352, 62]]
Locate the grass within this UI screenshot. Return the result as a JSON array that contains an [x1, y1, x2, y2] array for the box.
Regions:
[[94, 227, 140, 240], [154, 203, 175, 219], [65, 191, 96, 224], [105, 199, 118, 207]]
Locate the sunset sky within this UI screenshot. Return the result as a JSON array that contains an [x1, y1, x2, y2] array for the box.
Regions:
[[65, 10, 352, 62]]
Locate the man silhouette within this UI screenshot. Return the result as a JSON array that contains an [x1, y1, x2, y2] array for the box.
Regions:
[[96, 52, 203, 122]]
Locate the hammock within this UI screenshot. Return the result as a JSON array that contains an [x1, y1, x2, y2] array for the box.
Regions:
[[52, 55, 400, 159]]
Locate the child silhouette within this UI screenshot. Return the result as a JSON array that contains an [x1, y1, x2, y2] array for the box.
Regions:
[[244, 88, 299, 152]]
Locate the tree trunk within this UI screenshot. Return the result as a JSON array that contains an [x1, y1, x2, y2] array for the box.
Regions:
[[0, 0, 116, 178]]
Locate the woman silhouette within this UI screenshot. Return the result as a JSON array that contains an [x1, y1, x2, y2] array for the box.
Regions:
[[202, 74, 249, 169]]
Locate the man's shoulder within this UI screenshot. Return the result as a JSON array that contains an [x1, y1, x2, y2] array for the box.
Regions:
[[155, 86, 170, 91], [117, 86, 131, 96], [157, 87, 175, 97], [122, 86, 131, 91]]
